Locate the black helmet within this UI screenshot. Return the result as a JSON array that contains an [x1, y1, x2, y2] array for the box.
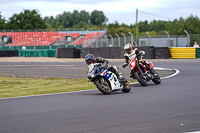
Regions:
[[85, 54, 95, 65]]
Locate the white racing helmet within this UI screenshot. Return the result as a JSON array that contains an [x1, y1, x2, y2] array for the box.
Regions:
[[124, 43, 133, 54]]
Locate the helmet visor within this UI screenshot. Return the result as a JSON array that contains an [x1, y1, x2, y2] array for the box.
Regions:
[[126, 49, 131, 53], [86, 60, 92, 65]]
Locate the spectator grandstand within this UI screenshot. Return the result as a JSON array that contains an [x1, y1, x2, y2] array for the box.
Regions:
[[0, 30, 106, 47], [71, 32, 105, 46]]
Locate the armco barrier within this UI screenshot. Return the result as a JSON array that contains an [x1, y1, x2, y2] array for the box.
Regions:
[[196, 48, 200, 58], [169, 47, 196, 58]]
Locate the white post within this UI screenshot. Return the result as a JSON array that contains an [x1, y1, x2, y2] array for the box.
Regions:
[[115, 33, 120, 47], [94, 36, 98, 47], [109, 34, 113, 46], [104, 35, 108, 47], [128, 32, 137, 46], [184, 30, 190, 47], [121, 33, 126, 46], [165, 31, 170, 47], [146, 32, 150, 46]]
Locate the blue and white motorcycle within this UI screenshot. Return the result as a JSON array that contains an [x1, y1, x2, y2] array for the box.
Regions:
[[87, 63, 131, 95]]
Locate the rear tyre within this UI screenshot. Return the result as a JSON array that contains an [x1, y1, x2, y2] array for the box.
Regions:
[[135, 71, 148, 86], [94, 77, 111, 95], [151, 69, 161, 84]]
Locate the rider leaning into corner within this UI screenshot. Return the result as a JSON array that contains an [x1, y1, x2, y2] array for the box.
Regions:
[[122, 43, 152, 78], [85, 54, 123, 80]]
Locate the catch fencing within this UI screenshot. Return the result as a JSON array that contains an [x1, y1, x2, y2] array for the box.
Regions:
[[81, 35, 190, 48], [83, 36, 132, 47], [138, 36, 188, 47]]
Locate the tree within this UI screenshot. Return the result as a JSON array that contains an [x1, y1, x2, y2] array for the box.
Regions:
[[44, 10, 90, 28], [79, 10, 90, 26], [90, 10, 108, 26], [138, 20, 149, 32], [0, 12, 6, 30], [6, 9, 47, 29], [108, 21, 120, 29]]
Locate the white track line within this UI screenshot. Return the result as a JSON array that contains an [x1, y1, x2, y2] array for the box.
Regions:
[[183, 131, 200, 133], [0, 67, 180, 100], [160, 68, 180, 79]]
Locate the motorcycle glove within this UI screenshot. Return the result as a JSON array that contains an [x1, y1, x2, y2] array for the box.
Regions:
[[122, 63, 128, 68], [136, 52, 142, 58]]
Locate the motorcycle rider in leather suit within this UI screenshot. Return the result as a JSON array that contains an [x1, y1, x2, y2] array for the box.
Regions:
[[85, 54, 122, 80], [122, 43, 151, 78]]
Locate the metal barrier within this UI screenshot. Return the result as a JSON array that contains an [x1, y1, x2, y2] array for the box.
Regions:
[[169, 47, 196, 58]]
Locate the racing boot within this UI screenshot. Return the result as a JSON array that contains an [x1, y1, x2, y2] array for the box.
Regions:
[[116, 72, 127, 84]]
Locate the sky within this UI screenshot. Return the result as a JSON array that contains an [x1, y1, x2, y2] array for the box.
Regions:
[[0, 0, 199, 25]]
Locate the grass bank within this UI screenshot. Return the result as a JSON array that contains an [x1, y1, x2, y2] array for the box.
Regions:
[[0, 76, 96, 98], [0, 75, 136, 98]]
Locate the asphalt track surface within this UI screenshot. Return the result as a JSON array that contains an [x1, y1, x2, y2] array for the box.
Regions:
[[0, 59, 200, 133], [0, 61, 174, 79]]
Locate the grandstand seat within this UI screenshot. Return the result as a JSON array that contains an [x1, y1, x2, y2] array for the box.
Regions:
[[2, 31, 105, 46]]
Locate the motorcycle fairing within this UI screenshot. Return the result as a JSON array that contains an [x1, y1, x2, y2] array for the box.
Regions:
[[101, 70, 123, 91], [149, 61, 154, 69], [129, 59, 147, 73]]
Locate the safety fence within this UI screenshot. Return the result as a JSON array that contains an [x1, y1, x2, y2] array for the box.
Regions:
[[0, 45, 82, 57], [1, 45, 200, 59], [18, 49, 56, 57]]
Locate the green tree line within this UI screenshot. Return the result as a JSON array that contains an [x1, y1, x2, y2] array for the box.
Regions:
[[1, 9, 200, 37]]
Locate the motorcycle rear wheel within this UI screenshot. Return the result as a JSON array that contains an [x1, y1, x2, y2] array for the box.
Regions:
[[94, 77, 111, 95], [135, 71, 148, 86]]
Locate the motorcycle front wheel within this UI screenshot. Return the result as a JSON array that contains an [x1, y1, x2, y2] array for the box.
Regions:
[[94, 77, 111, 95], [151, 69, 161, 84], [135, 71, 148, 86]]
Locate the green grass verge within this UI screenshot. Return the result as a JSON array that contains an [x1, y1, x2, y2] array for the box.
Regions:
[[0, 76, 136, 98], [0, 76, 96, 98]]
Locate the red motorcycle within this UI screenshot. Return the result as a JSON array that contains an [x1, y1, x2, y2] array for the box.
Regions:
[[128, 55, 161, 86]]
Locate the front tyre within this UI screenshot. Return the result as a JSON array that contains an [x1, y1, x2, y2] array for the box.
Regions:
[[151, 69, 161, 84], [121, 79, 131, 93], [94, 77, 111, 95], [135, 71, 148, 86]]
